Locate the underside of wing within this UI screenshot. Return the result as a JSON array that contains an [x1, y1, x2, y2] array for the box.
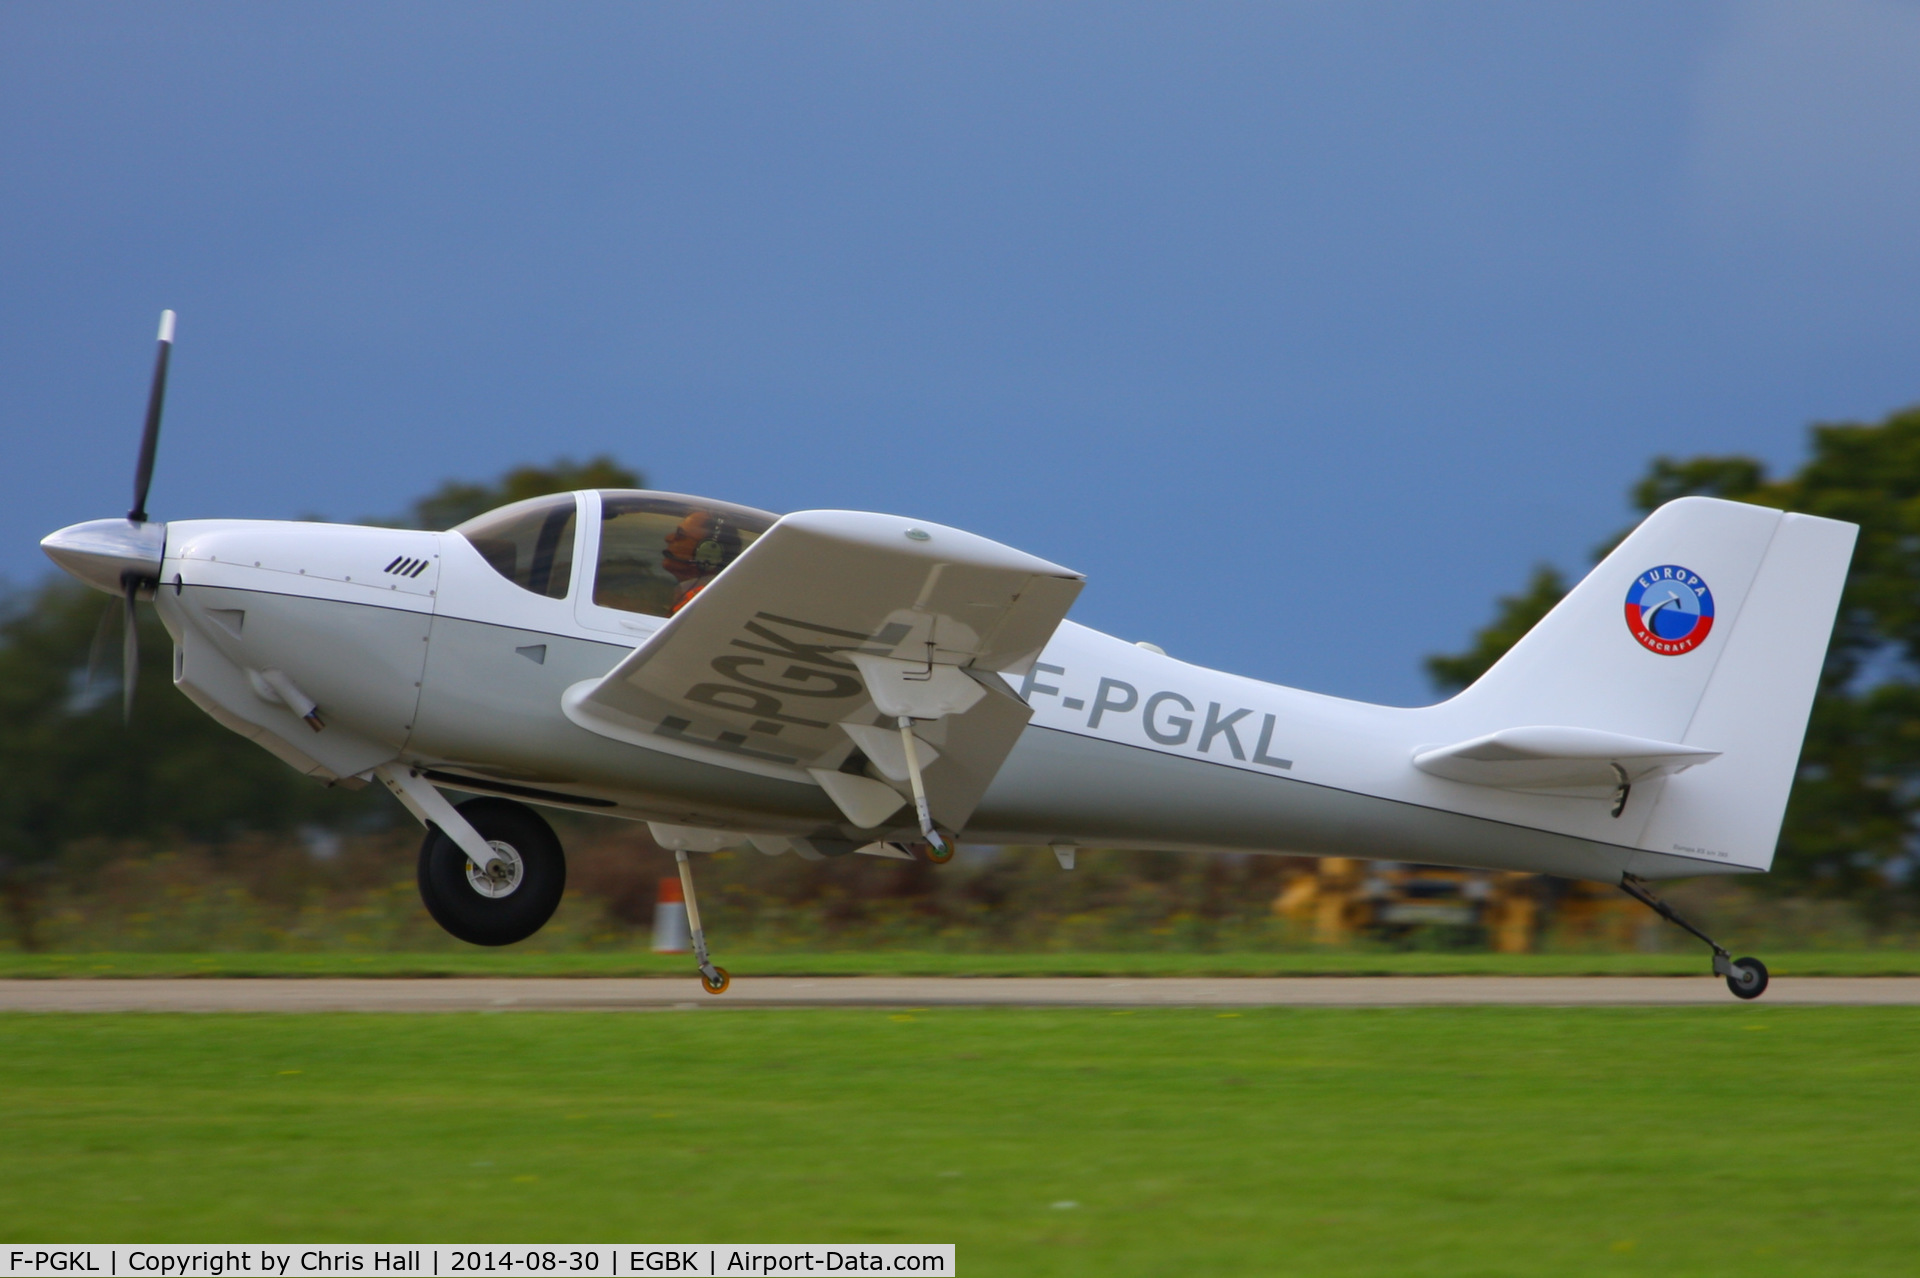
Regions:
[[563, 510, 1083, 837]]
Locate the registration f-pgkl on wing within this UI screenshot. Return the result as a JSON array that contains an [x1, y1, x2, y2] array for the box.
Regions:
[[42, 314, 1857, 998]]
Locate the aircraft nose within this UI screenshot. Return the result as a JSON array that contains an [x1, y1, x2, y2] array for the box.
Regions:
[[40, 518, 167, 596]]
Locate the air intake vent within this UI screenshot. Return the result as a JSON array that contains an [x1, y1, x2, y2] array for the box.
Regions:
[[382, 555, 432, 578]]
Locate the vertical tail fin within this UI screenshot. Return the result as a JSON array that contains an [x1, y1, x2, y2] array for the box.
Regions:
[[1451, 496, 1856, 870]]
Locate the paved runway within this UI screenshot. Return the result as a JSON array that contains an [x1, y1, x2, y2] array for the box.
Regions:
[[2, 976, 1918, 1011]]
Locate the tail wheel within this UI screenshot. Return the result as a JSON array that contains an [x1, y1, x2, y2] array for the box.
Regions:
[[1726, 956, 1769, 1001], [417, 797, 566, 946], [701, 967, 732, 995]]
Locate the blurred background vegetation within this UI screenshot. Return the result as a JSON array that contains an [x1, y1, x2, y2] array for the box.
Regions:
[[5, 417, 1920, 955]]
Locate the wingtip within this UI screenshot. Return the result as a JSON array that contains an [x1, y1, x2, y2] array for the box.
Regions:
[[157, 310, 176, 343]]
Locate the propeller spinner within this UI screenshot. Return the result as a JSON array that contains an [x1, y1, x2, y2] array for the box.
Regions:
[[39, 310, 177, 720]]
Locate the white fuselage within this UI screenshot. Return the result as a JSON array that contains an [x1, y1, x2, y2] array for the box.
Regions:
[[148, 505, 1756, 885]]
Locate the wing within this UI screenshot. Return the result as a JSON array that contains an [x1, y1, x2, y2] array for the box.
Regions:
[[562, 509, 1083, 835]]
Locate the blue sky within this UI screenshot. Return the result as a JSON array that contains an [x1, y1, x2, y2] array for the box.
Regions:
[[6, 2, 1919, 705]]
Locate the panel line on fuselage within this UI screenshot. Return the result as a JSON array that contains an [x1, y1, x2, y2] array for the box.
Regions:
[[175, 580, 436, 620]]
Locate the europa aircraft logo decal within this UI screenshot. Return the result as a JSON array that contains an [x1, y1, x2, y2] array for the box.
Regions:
[[1626, 565, 1714, 655]]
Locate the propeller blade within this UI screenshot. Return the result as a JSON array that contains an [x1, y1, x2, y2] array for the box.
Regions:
[[121, 580, 139, 724], [86, 595, 119, 692], [128, 309, 175, 524]]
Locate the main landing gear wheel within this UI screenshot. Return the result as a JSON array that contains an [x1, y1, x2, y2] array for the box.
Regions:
[[701, 967, 731, 995], [417, 797, 566, 946], [1726, 956, 1770, 1001]]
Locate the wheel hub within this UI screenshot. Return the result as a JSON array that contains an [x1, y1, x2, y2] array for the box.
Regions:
[[464, 841, 524, 899]]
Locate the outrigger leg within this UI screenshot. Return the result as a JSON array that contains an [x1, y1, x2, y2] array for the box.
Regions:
[[674, 849, 730, 995], [1618, 873, 1769, 1000], [896, 715, 953, 862]]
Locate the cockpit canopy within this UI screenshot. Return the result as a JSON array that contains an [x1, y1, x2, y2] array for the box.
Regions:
[[454, 493, 578, 599], [453, 490, 781, 616]]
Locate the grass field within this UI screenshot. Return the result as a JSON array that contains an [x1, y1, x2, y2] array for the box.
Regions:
[[8, 948, 1920, 977], [3, 1009, 1918, 1275]]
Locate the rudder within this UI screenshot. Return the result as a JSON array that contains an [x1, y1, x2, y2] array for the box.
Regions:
[[1633, 508, 1856, 871]]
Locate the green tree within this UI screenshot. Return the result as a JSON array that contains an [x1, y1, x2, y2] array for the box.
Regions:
[[0, 583, 380, 945], [1427, 405, 1920, 901], [1752, 409, 1920, 900], [1628, 455, 1770, 513], [395, 456, 642, 530], [1424, 565, 1568, 695]]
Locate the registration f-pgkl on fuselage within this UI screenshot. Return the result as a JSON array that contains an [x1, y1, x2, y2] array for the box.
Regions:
[[41, 314, 1858, 998]]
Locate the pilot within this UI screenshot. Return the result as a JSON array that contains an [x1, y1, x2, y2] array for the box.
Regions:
[[662, 510, 743, 613]]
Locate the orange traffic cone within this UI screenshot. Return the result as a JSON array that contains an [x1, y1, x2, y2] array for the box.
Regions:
[[651, 877, 690, 953]]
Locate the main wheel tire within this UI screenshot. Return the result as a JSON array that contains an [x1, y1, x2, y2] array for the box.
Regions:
[[417, 797, 566, 946], [1726, 956, 1770, 1000]]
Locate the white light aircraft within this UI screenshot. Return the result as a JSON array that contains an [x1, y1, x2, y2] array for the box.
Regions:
[[42, 314, 1857, 998]]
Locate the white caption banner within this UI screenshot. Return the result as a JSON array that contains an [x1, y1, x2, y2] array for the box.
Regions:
[[2, 1249, 953, 1278]]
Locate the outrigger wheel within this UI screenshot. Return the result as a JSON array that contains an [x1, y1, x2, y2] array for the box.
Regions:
[[1618, 874, 1770, 1001], [911, 838, 956, 864]]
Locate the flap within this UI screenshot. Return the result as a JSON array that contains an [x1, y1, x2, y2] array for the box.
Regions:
[[1412, 726, 1720, 792], [565, 510, 1082, 832]]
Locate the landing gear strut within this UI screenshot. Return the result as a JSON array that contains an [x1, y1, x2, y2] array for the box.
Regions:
[[674, 849, 730, 995], [1618, 873, 1769, 1000]]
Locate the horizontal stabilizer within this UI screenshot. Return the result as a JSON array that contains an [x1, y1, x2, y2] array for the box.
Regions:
[[1412, 726, 1719, 793]]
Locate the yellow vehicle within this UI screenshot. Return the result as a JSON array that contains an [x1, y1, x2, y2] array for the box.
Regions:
[[1274, 858, 1645, 952]]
